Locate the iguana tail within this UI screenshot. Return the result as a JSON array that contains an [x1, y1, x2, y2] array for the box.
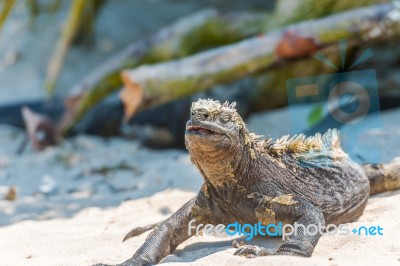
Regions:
[[362, 157, 400, 195]]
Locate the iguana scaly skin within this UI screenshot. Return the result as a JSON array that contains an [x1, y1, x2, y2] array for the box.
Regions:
[[95, 99, 400, 266]]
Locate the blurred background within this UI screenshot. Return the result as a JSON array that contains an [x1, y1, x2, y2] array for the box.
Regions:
[[0, 0, 273, 103], [0, 0, 399, 225]]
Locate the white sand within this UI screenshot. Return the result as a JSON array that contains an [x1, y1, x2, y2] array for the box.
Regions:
[[0, 189, 399, 266]]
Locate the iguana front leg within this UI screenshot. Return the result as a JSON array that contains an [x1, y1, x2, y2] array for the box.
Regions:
[[95, 197, 198, 266], [234, 195, 325, 257]]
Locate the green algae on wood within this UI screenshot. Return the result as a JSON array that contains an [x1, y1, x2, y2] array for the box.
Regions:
[[120, 3, 400, 120]]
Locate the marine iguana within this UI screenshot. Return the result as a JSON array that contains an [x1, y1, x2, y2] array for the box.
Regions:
[[96, 98, 400, 266]]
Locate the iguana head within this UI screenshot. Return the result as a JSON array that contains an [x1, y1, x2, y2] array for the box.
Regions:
[[185, 99, 248, 157]]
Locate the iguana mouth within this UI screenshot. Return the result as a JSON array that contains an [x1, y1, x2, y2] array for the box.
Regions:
[[186, 125, 223, 135]]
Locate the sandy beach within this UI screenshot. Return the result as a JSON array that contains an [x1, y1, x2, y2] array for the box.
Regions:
[[0, 188, 399, 266], [0, 107, 399, 266]]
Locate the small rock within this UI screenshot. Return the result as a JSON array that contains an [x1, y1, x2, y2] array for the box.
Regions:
[[39, 175, 57, 195], [5, 186, 16, 201]]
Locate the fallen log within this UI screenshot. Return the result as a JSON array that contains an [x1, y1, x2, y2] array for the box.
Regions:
[[59, 9, 267, 133], [120, 3, 400, 120], [61, 0, 377, 132]]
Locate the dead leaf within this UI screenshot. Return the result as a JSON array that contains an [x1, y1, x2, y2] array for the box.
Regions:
[[275, 31, 319, 60], [120, 70, 144, 122]]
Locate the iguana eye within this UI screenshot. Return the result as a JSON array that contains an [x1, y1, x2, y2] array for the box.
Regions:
[[220, 113, 231, 123]]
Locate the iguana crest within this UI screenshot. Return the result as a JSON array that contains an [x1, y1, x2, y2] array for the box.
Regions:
[[259, 129, 342, 156]]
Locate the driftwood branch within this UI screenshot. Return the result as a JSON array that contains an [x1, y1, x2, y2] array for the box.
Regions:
[[120, 3, 400, 120]]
